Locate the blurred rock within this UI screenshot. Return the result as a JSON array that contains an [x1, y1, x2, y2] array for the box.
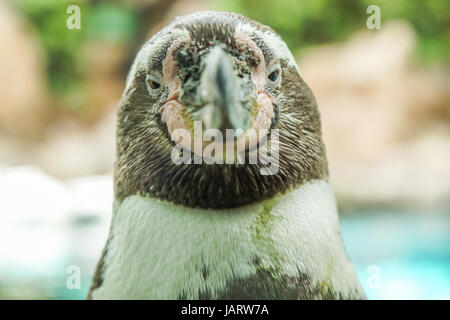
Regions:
[[0, 109, 116, 178], [299, 21, 450, 209], [0, 1, 49, 138], [81, 41, 126, 123], [35, 109, 117, 177]]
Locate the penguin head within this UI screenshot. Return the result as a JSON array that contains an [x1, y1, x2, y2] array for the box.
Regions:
[[115, 11, 328, 208]]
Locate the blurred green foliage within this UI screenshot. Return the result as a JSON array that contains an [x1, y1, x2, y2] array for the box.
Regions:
[[14, 0, 85, 96], [217, 0, 450, 63], [13, 0, 138, 103]]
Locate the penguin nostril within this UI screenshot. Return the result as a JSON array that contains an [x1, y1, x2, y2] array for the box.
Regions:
[[215, 63, 228, 107], [167, 91, 180, 102], [218, 117, 235, 133]]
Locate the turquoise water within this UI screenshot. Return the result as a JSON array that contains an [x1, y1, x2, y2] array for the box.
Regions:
[[341, 210, 450, 299]]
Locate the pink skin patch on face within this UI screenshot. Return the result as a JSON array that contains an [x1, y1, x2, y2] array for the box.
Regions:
[[235, 32, 267, 92], [253, 93, 274, 133], [160, 100, 187, 142], [159, 35, 275, 157]]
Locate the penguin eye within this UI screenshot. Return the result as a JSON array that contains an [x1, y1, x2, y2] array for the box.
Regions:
[[148, 80, 160, 90], [268, 70, 279, 82], [267, 64, 281, 85], [146, 74, 162, 93]]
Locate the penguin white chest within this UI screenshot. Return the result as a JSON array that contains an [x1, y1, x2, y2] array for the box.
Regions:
[[91, 179, 361, 299]]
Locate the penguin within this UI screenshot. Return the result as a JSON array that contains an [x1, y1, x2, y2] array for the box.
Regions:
[[88, 11, 366, 300]]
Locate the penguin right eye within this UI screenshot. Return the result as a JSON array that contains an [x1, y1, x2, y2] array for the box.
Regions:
[[146, 74, 162, 93]]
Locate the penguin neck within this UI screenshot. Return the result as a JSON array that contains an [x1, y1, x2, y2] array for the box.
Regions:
[[92, 178, 363, 299]]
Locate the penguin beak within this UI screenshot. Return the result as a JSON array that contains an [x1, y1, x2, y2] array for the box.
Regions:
[[195, 47, 253, 135]]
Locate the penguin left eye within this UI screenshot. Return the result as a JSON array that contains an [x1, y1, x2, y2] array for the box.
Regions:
[[267, 65, 281, 85]]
